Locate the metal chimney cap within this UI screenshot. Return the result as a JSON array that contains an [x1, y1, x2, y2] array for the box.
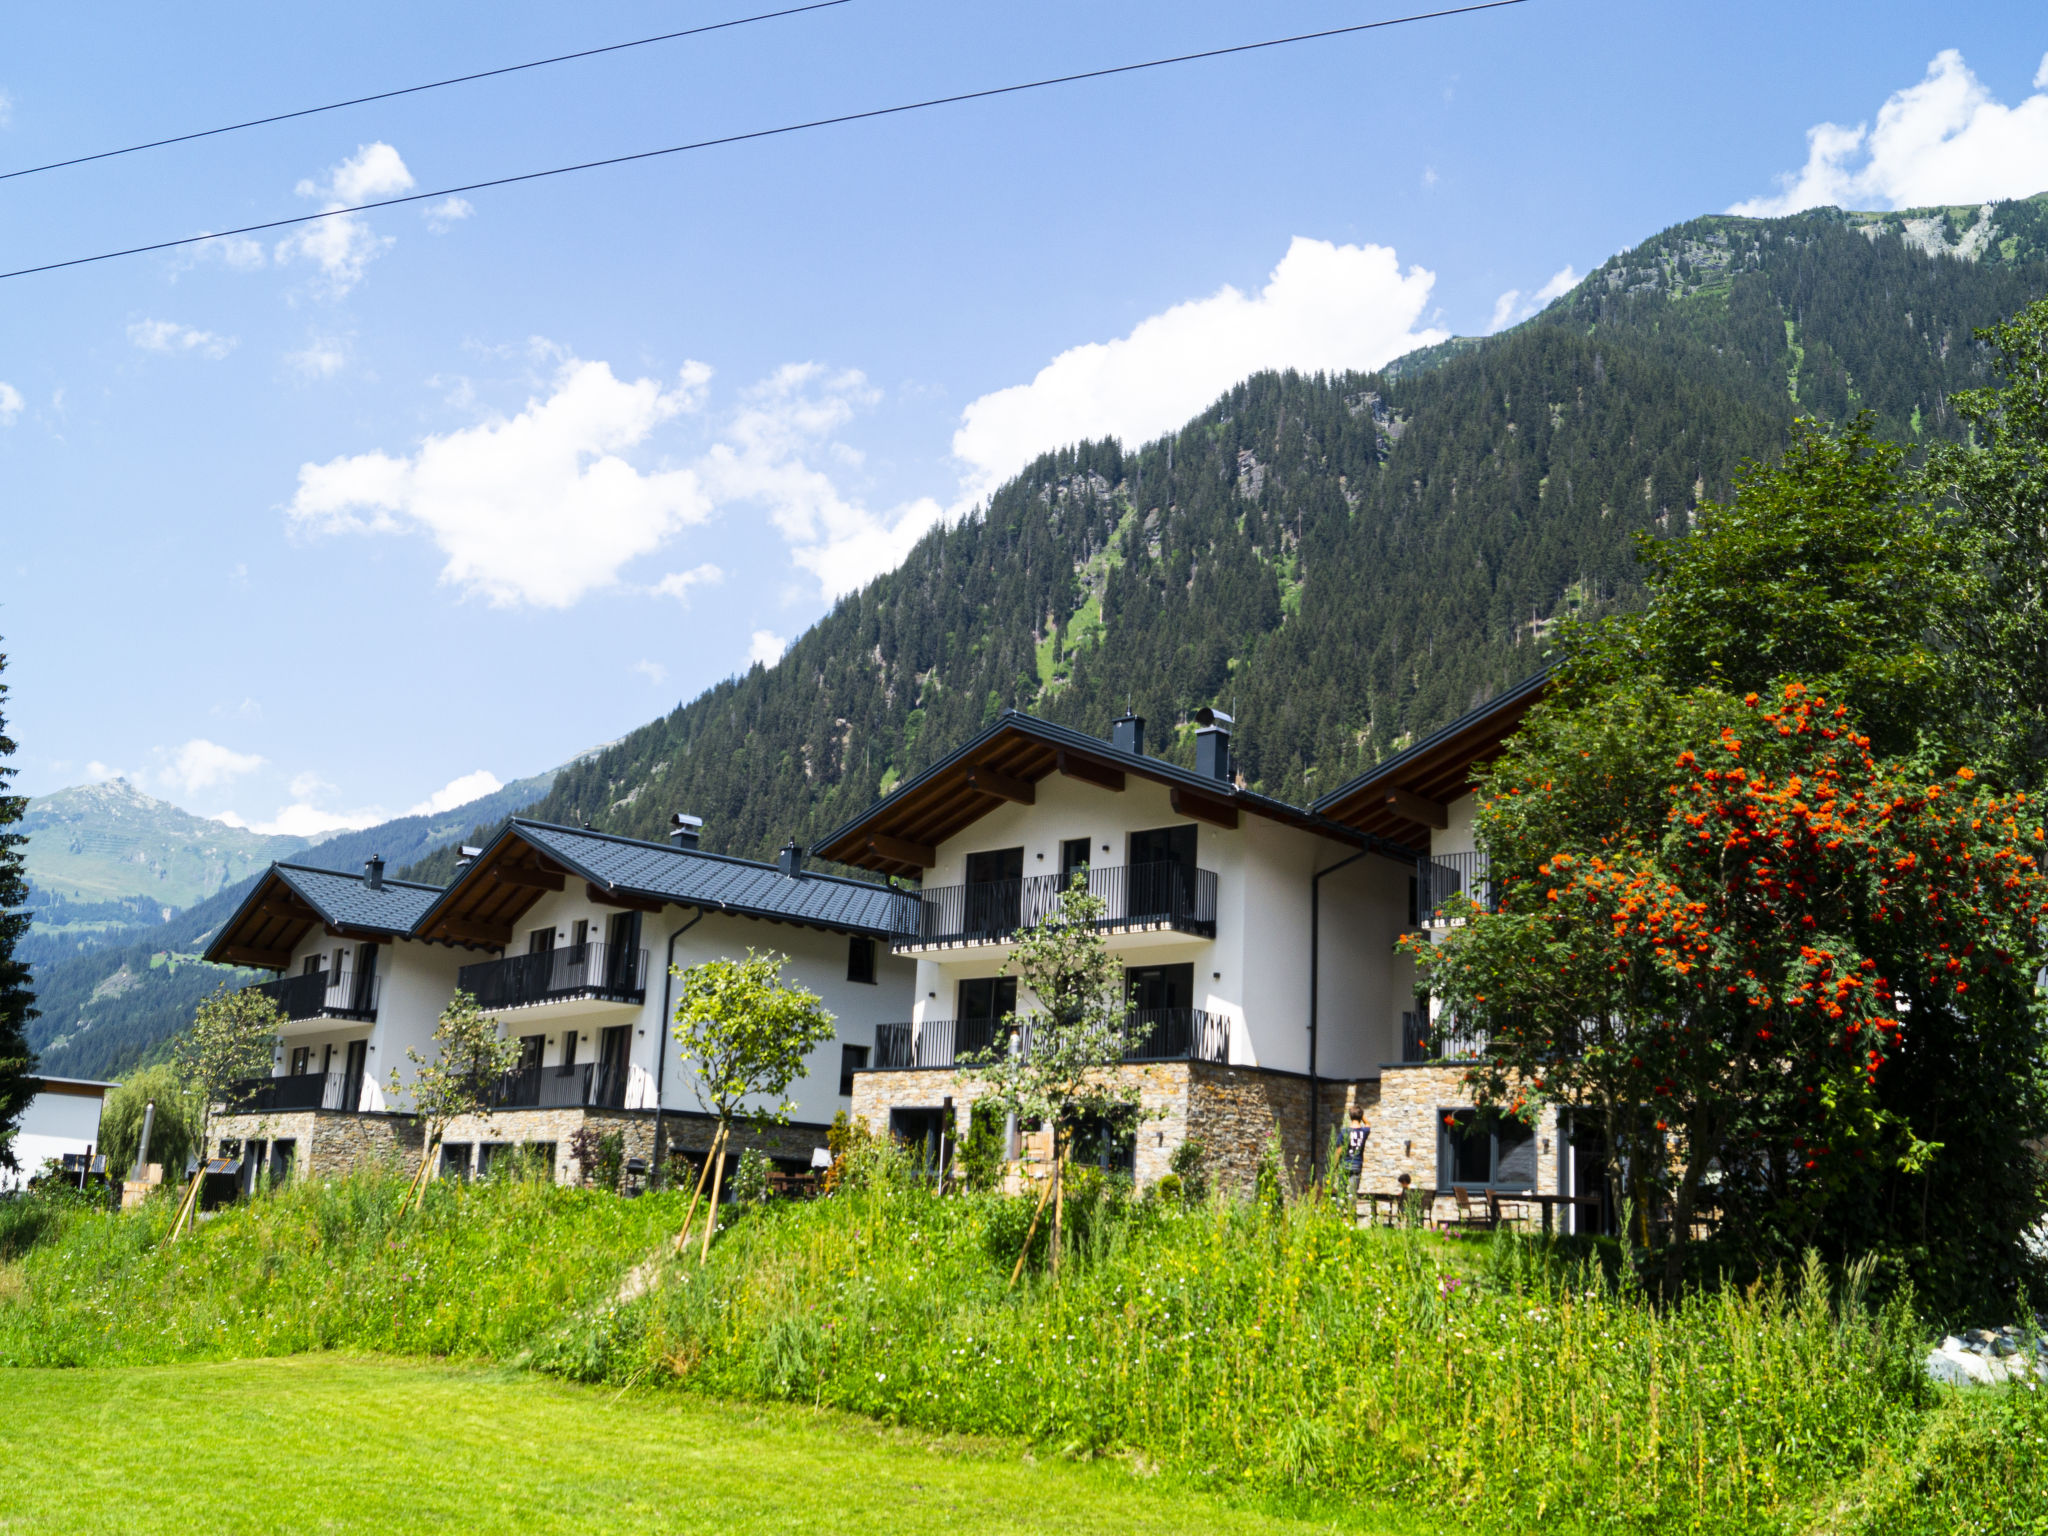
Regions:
[[1194, 706, 1235, 728], [672, 813, 703, 830], [458, 845, 483, 859]]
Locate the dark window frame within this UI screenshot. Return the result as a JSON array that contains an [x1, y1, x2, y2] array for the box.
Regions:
[[838, 1043, 870, 1097], [847, 935, 877, 985], [1434, 1107, 1536, 1194]]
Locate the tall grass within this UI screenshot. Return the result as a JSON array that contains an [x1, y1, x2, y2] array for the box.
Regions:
[[2, 1167, 2042, 1534]]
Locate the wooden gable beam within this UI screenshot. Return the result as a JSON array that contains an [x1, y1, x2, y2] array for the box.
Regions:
[[437, 918, 512, 948], [1170, 785, 1239, 829], [1055, 750, 1125, 792], [586, 882, 665, 914], [1384, 788, 1449, 830], [963, 764, 1035, 805], [217, 943, 292, 971], [492, 864, 566, 892], [865, 832, 936, 869]]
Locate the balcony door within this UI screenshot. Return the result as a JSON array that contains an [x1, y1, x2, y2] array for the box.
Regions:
[[595, 1025, 632, 1108], [603, 911, 642, 994], [956, 976, 1017, 1059], [350, 943, 378, 1014], [964, 847, 1024, 938], [342, 1039, 368, 1112], [1127, 824, 1197, 922], [1126, 964, 1193, 1057]]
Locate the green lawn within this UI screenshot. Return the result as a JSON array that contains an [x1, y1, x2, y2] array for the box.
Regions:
[[0, 1357, 1404, 1536]]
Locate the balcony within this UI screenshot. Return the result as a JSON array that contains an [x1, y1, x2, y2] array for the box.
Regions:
[[870, 1007, 1230, 1071], [457, 943, 648, 1019], [250, 967, 380, 1023], [1399, 1010, 1489, 1064], [1418, 851, 1490, 929], [223, 1070, 366, 1113], [488, 1061, 630, 1111], [893, 861, 1218, 952]]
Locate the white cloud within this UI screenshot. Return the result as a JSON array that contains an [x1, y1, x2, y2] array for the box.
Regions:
[[214, 803, 383, 838], [288, 336, 351, 379], [697, 364, 945, 601], [951, 236, 1447, 506], [287, 356, 713, 608], [652, 563, 724, 601], [1485, 265, 1580, 334], [748, 630, 788, 668], [275, 142, 415, 296], [408, 769, 502, 816], [1733, 49, 2048, 215], [0, 91, 13, 129], [84, 761, 121, 783], [633, 659, 668, 686], [158, 738, 265, 796], [0, 382, 21, 425], [288, 770, 332, 799], [423, 196, 473, 232], [128, 319, 236, 359]]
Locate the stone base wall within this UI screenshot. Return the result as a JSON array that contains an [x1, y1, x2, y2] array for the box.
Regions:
[[211, 1110, 423, 1182], [435, 1107, 832, 1188], [1355, 1063, 1564, 1226]]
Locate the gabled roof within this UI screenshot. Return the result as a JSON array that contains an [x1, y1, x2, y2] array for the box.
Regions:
[[1310, 668, 1552, 843], [204, 863, 444, 970], [409, 819, 910, 948], [815, 710, 1363, 878]]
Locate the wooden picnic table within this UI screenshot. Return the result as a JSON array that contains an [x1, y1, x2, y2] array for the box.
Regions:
[[1489, 1190, 1603, 1235]]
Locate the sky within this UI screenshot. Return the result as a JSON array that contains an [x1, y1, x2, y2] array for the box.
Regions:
[[3, 1, 2047, 836]]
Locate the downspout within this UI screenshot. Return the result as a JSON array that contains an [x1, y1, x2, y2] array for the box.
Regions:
[[1308, 848, 1371, 1187], [648, 906, 708, 1191]]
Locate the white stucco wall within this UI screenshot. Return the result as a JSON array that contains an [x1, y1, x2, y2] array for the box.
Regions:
[[269, 932, 467, 1112], [2, 1087, 108, 1190]]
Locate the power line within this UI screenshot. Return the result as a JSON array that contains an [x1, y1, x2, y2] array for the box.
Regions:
[[0, 0, 853, 184], [0, 0, 1528, 284]]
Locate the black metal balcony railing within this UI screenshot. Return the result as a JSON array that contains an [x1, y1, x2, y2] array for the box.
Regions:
[[488, 1061, 630, 1111], [224, 1070, 365, 1113], [1417, 851, 1490, 927], [893, 860, 1219, 949], [251, 967, 380, 1022], [871, 1007, 1229, 1071], [457, 943, 648, 1012], [1400, 1010, 1489, 1063]]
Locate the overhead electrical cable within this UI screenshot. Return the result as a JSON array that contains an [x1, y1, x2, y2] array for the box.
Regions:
[[0, 0, 854, 184], [0, 0, 1528, 283]]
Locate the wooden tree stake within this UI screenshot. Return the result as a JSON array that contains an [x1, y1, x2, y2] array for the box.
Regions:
[[677, 1122, 727, 1251], [1007, 1156, 1058, 1290], [697, 1127, 731, 1264]]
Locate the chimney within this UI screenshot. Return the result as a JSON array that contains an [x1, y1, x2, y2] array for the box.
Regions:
[[365, 855, 386, 891], [778, 841, 805, 878], [1110, 712, 1145, 757], [454, 845, 482, 874], [1193, 706, 1234, 783], [670, 813, 703, 850]]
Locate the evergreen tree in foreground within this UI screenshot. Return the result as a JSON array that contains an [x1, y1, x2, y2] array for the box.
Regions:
[[0, 642, 39, 1170]]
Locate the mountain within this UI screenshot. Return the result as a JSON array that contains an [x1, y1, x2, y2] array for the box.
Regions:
[[404, 195, 2048, 882], [22, 767, 560, 1079], [23, 778, 308, 909]]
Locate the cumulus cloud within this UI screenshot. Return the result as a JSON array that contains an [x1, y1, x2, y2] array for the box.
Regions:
[[652, 563, 723, 602], [275, 142, 415, 296], [288, 335, 351, 379], [128, 319, 236, 359], [214, 802, 384, 838], [157, 739, 265, 796], [697, 364, 945, 601], [952, 236, 1446, 505], [748, 630, 788, 668], [1485, 265, 1581, 335], [423, 196, 472, 232], [84, 761, 121, 783], [408, 769, 502, 816], [0, 90, 12, 129], [1733, 49, 2048, 215], [0, 382, 21, 425], [288, 356, 713, 607], [633, 659, 668, 686]]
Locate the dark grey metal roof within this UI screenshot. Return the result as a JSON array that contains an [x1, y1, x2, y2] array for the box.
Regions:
[[511, 820, 912, 937], [273, 863, 445, 935]]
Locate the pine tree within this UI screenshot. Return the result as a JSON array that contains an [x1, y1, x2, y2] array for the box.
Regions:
[[0, 642, 40, 1172]]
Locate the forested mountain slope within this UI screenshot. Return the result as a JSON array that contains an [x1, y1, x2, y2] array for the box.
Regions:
[[407, 196, 2048, 881]]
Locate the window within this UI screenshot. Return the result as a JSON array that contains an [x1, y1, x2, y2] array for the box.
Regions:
[[1435, 1109, 1536, 1193], [1060, 837, 1092, 886], [838, 1044, 870, 1096], [439, 1143, 474, 1180], [847, 935, 876, 984], [528, 926, 556, 955], [569, 918, 589, 957], [302, 955, 323, 977], [269, 1140, 296, 1185], [288, 1046, 311, 1077]]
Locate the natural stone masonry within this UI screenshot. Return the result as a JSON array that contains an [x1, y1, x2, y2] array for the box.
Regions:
[[1356, 1064, 1564, 1226], [210, 1109, 423, 1181]]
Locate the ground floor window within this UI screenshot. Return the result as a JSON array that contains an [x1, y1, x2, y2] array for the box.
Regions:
[[439, 1142, 473, 1180], [1067, 1112, 1136, 1179], [889, 1107, 950, 1173], [269, 1139, 295, 1185], [1435, 1108, 1535, 1193]]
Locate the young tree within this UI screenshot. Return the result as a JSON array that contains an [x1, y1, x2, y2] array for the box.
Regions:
[[392, 989, 522, 1209], [0, 642, 38, 1175], [175, 982, 285, 1157], [98, 1065, 199, 1183], [959, 886, 1143, 1281], [671, 950, 835, 1257]]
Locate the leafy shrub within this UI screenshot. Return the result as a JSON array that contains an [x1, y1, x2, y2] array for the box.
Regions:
[[1169, 1137, 1208, 1204], [568, 1128, 625, 1192], [730, 1148, 773, 1206]]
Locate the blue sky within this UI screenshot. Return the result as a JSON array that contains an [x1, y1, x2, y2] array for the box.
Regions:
[[4, 1, 2046, 835]]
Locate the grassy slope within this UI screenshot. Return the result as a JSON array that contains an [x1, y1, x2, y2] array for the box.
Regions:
[[0, 1357, 1402, 1536]]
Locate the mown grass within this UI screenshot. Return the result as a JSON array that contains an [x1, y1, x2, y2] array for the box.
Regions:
[[0, 1356, 1407, 1536], [3, 1169, 2044, 1535]]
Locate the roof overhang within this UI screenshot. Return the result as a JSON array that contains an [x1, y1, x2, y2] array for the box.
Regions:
[[409, 824, 600, 949], [1310, 668, 1553, 844], [204, 865, 407, 970], [816, 711, 1362, 878]]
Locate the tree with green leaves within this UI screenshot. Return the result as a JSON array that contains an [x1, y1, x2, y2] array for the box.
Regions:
[[98, 1064, 199, 1184], [0, 644, 35, 1176], [392, 989, 522, 1209], [671, 950, 835, 1257], [175, 982, 284, 1158], [960, 885, 1144, 1281]]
